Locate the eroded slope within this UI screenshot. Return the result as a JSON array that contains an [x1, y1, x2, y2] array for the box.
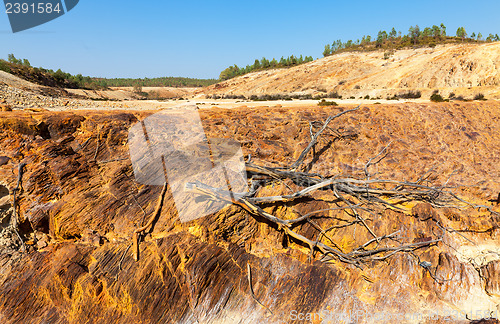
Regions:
[[0, 102, 499, 323]]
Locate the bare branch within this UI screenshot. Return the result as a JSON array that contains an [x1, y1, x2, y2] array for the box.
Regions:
[[11, 162, 26, 253], [290, 105, 360, 171], [364, 141, 392, 179]]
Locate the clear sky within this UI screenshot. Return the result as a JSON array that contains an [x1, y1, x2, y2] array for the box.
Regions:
[[1, 0, 500, 79]]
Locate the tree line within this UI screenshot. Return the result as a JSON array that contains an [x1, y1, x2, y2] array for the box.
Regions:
[[219, 55, 314, 80], [0, 54, 217, 90], [100, 77, 217, 88], [323, 24, 500, 56]]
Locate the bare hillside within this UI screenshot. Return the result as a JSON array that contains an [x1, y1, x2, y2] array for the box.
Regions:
[[203, 42, 500, 99]]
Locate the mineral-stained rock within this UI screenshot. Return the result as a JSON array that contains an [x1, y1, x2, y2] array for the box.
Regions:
[[0, 103, 499, 323], [0, 104, 12, 112], [483, 261, 500, 297], [26, 201, 53, 233], [0, 156, 10, 167]]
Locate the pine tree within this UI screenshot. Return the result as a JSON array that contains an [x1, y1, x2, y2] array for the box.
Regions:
[[323, 44, 331, 57], [440, 23, 447, 36], [409, 25, 420, 44], [456, 27, 467, 41], [389, 27, 397, 39], [432, 25, 441, 38]]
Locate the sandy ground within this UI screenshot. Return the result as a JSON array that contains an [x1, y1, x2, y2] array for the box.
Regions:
[[42, 97, 498, 112]]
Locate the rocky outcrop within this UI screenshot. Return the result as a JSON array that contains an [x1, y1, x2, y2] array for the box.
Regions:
[[0, 102, 499, 323]]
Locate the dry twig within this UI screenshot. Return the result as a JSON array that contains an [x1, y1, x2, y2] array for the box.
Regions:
[[11, 162, 26, 253]]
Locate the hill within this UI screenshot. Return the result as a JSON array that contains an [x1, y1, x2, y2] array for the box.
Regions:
[[203, 42, 500, 100]]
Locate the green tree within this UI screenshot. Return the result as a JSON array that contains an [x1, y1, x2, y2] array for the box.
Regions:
[[440, 23, 447, 36], [423, 27, 432, 37], [53, 68, 66, 81], [477, 32, 482, 40], [7, 53, 21, 64], [260, 57, 270, 69], [253, 59, 261, 70], [470, 32, 476, 39], [456, 27, 467, 41], [389, 27, 397, 39], [376, 30, 388, 47], [22, 58, 31, 67], [432, 25, 441, 38], [332, 39, 343, 51], [323, 44, 331, 57], [409, 25, 421, 44], [219, 65, 240, 80]]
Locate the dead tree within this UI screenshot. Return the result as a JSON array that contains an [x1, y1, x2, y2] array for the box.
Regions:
[[186, 106, 498, 268]]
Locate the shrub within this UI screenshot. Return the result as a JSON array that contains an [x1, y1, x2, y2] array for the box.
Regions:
[[147, 91, 161, 100], [383, 51, 393, 60], [0, 60, 11, 73], [430, 90, 445, 102], [327, 91, 341, 99], [398, 90, 421, 99], [223, 94, 246, 100], [133, 83, 143, 94], [474, 93, 486, 100], [448, 92, 455, 99], [318, 99, 338, 106], [364, 95, 370, 99]]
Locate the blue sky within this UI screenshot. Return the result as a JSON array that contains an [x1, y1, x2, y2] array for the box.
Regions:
[[1, 0, 500, 79]]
